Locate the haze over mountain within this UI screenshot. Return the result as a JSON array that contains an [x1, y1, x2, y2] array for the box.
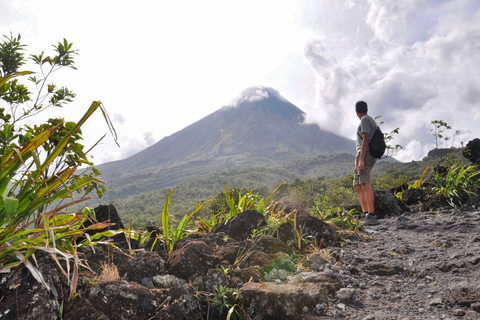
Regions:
[[97, 87, 355, 198]]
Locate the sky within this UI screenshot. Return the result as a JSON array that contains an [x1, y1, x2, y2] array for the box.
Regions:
[[1, 0, 480, 164]]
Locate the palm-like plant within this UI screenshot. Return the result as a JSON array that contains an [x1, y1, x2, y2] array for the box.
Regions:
[[0, 34, 119, 298], [433, 164, 480, 207]]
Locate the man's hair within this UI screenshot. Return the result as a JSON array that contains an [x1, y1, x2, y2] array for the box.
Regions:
[[355, 101, 368, 113]]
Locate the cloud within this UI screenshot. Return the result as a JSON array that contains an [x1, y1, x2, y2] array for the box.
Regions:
[[300, 0, 480, 161], [113, 113, 126, 125], [143, 131, 155, 146], [226, 86, 286, 108]]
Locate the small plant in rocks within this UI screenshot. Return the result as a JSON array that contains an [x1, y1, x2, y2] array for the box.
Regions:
[[432, 163, 480, 207]]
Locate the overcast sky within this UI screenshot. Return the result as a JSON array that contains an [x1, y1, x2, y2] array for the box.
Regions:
[[1, 0, 479, 164]]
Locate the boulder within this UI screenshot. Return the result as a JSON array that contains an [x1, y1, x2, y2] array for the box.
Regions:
[[125, 251, 166, 283], [84, 204, 138, 249], [167, 241, 221, 280], [212, 210, 267, 241], [0, 258, 65, 320], [87, 281, 158, 319], [63, 298, 109, 320], [402, 188, 427, 205], [449, 281, 480, 305], [253, 235, 293, 255], [463, 138, 480, 165], [374, 190, 410, 218], [174, 231, 238, 251], [241, 272, 340, 319], [215, 242, 250, 265], [151, 284, 202, 320], [192, 268, 228, 292], [277, 204, 342, 247]]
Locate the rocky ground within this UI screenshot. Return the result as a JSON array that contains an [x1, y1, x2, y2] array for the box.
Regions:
[[1, 198, 480, 320], [321, 207, 480, 320]]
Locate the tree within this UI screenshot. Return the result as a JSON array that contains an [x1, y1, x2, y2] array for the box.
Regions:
[[0, 33, 118, 297], [430, 120, 452, 149], [374, 116, 403, 158]]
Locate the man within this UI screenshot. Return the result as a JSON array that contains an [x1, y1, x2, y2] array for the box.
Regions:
[[353, 101, 378, 225]]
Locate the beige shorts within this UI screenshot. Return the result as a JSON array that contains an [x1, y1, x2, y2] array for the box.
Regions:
[[353, 151, 376, 186]]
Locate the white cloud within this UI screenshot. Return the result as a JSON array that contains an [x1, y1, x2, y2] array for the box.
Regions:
[[113, 114, 126, 125], [300, 0, 480, 161], [2, 0, 479, 165]]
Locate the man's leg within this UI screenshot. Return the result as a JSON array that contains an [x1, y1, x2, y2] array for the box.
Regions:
[[354, 184, 368, 213], [361, 183, 375, 214]]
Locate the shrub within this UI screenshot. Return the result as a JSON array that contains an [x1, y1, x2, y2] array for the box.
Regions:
[[0, 34, 118, 297], [433, 164, 480, 207]]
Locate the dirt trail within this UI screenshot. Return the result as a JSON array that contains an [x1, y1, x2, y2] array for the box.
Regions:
[[332, 209, 480, 320]]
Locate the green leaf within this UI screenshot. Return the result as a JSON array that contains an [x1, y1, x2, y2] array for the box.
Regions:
[[2, 196, 18, 220]]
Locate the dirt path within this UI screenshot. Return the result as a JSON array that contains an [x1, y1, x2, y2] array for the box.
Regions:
[[330, 209, 480, 320]]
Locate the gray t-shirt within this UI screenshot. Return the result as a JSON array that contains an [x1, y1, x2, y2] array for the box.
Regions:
[[356, 114, 377, 152]]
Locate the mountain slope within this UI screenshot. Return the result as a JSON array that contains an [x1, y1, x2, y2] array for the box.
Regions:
[[96, 87, 355, 198]]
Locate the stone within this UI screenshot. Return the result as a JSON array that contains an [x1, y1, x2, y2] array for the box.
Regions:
[[85, 204, 138, 249], [212, 210, 267, 241], [241, 280, 334, 320], [125, 251, 165, 283], [453, 309, 466, 316], [229, 267, 260, 285], [336, 288, 357, 303], [278, 269, 288, 280], [449, 282, 480, 305], [63, 298, 109, 320], [402, 188, 427, 205], [277, 203, 342, 247], [152, 274, 186, 288], [167, 240, 221, 280], [429, 297, 443, 306], [87, 281, 158, 319], [192, 268, 227, 292], [374, 190, 410, 218], [362, 262, 404, 276], [253, 235, 292, 254], [463, 138, 480, 165], [269, 268, 279, 280], [0, 258, 65, 320]]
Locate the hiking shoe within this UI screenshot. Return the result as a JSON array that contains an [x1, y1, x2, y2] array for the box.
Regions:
[[359, 212, 368, 220], [364, 213, 378, 226]]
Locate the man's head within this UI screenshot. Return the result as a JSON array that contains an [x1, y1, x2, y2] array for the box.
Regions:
[[355, 101, 368, 114]]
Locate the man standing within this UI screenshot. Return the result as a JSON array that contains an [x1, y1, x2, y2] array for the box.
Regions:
[[353, 101, 378, 225]]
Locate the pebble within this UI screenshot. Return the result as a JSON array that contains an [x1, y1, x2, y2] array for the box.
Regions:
[[336, 288, 356, 302], [278, 269, 288, 280], [429, 297, 443, 306], [453, 309, 465, 316], [269, 268, 279, 280], [311, 263, 320, 272], [336, 303, 346, 311]]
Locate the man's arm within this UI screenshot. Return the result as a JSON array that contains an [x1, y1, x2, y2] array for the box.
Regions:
[[358, 132, 370, 172]]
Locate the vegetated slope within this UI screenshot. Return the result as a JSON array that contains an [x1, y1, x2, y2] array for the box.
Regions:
[[96, 87, 355, 199], [108, 148, 465, 228]]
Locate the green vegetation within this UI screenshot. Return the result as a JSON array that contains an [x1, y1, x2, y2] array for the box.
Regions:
[[0, 34, 117, 296], [433, 164, 480, 207]]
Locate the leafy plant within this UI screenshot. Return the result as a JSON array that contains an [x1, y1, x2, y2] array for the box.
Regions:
[[158, 189, 212, 253], [432, 164, 480, 207], [311, 192, 362, 231], [0, 34, 118, 298], [374, 116, 403, 158], [206, 286, 233, 315]]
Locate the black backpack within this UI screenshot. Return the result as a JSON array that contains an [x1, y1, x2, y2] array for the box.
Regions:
[[369, 126, 386, 158]]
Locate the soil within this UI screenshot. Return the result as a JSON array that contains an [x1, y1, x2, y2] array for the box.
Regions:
[[326, 208, 480, 320]]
